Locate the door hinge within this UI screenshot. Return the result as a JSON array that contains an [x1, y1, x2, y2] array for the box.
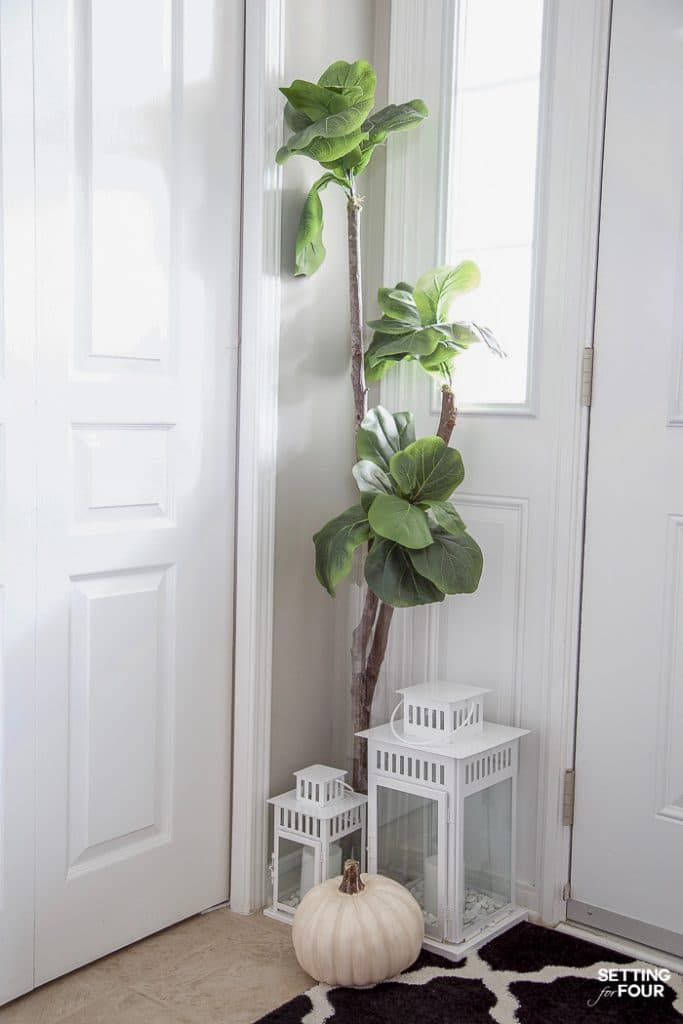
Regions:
[[562, 768, 576, 826], [581, 347, 594, 406], [562, 881, 571, 901]]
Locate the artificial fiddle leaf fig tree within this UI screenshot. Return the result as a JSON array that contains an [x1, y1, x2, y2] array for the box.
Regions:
[[278, 59, 502, 792]]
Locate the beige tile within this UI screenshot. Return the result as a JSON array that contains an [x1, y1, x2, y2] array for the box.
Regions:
[[132, 942, 313, 1024], [0, 910, 310, 1024], [95, 910, 263, 988], [58, 988, 185, 1024], [0, 962, 119, 1024], [132, 927, 312, 1024]]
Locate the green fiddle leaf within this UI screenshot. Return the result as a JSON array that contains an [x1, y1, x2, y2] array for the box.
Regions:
[[421, 500, 466, 535], [413, 262, 481, 325], [294, 173, 340, 277], [366, 315, 417, 335], [277, 127, 370, 166], [284, 101, 311, 133], [313, 505, 371, 597], [363, 99, 428, 144], [365, 539, 445, 608], [285, 96, 374, 153], [349, 100, 428, 176], [368, 494, 433, 549], [365, 331, 398, 368], [389, 437, 464, 502], [352, 460, 394, 510], [369, 326, 443, 359], [318, 59, 377, 100], [280, 80, 361, 120], [348, 143, 376, 175], [376, 287, 421, 325], [356, 406, 416, 473], [408, 529, 483, 594], [364, 357, 395, 383]]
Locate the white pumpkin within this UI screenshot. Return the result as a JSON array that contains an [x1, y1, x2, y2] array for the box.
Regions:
[[292, 858, 424, 987]]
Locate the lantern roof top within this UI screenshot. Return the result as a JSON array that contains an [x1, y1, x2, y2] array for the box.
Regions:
[[292, 764, 347, 783], [356, 720, 530, 759], [268, 788, 367, 817], [396, 681, 490, 703]]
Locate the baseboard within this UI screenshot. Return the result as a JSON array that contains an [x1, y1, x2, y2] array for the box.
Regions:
[[556, 922, 683, 974]]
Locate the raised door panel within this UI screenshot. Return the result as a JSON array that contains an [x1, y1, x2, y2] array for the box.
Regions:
[[33, 0, 240, 983]]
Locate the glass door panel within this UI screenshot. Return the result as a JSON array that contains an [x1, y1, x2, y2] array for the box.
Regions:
[[376, 784, 442, 937], [276, 836, 319, 912], [463, 778, 512, 933]]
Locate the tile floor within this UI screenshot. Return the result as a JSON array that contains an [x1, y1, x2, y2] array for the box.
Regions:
[[0, 910, 311, 1024]]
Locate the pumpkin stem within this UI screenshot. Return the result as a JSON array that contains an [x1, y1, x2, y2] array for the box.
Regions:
[[338, 859, 365, 895]]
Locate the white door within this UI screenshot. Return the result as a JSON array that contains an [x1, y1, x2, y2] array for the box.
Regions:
[[367, 0, 609, 924], [0, 1, 39, 1004], [0, 0, 242, 997], [569, 0, 683, 957]]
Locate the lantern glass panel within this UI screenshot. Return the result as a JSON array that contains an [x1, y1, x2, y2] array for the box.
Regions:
[[376, 785, 440, 932], [330, 828, 364, 877], [463, 777, 512, 930], [277, 836, 317, 911]]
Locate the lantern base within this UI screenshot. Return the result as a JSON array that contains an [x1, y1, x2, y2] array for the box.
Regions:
[[263, 906, 296, 926], [423, 907, 529, 960]]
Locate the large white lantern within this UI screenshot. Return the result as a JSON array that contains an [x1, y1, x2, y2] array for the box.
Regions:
[[265, 765, 367, 924], [358, 681, 530, 957]]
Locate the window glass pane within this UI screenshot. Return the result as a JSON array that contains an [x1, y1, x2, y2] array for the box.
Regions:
[[446, 0, 544, 405], [463, 777, 512, 932], [277, 836, 315, 911], [461, 0, 543, 87], [377, 786, 440, 936], [448, 248, 532, 404]]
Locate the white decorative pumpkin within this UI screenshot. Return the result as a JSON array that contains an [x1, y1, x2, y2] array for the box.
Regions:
[[292, 859, 424, 987]]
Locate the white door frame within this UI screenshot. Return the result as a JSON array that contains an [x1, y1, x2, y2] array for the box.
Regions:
[[230, 0, 285, 915], [229, 0, 612, 920]]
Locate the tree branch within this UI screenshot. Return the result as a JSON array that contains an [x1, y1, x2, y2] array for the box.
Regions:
[[351, 601, 395, 793], [347, 191, 367, 432], [351, 587, 379, 680], [437, 384, 457, 443]]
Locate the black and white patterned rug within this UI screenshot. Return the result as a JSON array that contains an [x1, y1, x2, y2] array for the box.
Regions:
[[254, 922, 683, 1023]]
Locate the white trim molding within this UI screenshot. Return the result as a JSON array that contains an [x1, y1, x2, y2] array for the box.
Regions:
[[230, 0, 285, 915], [534, 0, 611, 926], [381, 0, 612, 926]]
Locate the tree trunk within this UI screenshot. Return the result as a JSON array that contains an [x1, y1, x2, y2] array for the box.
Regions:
[[437, 384, 457, 442], [351, 601, 394, 792], [347, 193, 367, 432]]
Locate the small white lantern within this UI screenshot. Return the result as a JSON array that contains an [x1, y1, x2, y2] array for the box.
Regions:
[[265, 764, 367, 924], [358, 681, 530, 957]]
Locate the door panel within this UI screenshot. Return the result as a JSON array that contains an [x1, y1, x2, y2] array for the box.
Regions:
[[570, 0, 683, 952], [32, 0, 241, 983]]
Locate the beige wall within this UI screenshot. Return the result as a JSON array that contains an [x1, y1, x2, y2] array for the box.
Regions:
[[269, 1, 385, 796]]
